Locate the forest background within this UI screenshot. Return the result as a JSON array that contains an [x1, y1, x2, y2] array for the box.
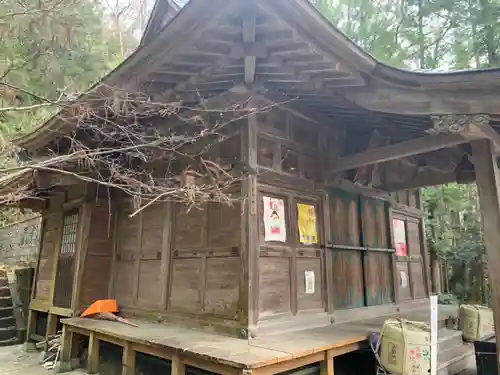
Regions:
[[2, 0, 498, 303]]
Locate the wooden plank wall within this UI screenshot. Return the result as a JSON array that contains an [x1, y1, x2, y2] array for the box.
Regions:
[[79, 203, 114, 309], [170, 200, 241, 319], [108, 134, 244, 330], [114, 202, 166, 309], [34, 211, 61, 301], [114, 202, 141, 307], [112, 199, 242, 320]]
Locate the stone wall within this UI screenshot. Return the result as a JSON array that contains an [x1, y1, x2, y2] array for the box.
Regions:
[[0, 217, 41, 267]]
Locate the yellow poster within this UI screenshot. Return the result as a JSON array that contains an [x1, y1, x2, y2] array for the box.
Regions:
[[297, 203, 318, 244]]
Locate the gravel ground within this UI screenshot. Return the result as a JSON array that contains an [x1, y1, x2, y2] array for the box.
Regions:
[[0, 345, 84, 375]]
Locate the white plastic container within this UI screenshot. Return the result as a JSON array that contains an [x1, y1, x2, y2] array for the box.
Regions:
[[379, 319, 431, 375], [459, 304, 494, 341]]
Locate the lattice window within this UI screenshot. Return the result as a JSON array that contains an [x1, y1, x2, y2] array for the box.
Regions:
[[60, 210, 79, 257], [53, 209, 80, 308]]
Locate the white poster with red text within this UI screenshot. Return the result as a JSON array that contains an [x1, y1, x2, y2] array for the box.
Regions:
[[393, 218, 407, 256], [263, 196, 286, 242]]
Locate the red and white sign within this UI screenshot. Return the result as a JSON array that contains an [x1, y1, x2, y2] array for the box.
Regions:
[[392, 218, 407, 256]]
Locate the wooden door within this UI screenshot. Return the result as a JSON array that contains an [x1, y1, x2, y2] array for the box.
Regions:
[[53, 209, 79, 308], [328, 189, 394, 310], [360, 197, 394, 306], [392, 213, 427, 301]]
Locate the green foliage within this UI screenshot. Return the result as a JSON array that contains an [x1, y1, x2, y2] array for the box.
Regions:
[[0, 0, 131, 224], [422, 184, 483, 260], [0, 0, 127, 138], [313, 0, 500, 70], [438, 293, 458, 305], [421, 184, 486, 303]]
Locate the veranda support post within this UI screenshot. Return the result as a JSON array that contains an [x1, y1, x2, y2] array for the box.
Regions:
[[472, 138, 500, 372]]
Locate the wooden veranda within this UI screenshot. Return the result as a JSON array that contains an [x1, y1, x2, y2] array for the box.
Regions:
[[58, 303, 459, 375]]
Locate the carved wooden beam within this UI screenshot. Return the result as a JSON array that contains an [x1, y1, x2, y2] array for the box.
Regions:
[[431, 114, 500, 155], [429, 114, 488, 135]]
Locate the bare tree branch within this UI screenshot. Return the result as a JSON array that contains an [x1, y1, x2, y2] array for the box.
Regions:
[[0, 86, 280, 213]]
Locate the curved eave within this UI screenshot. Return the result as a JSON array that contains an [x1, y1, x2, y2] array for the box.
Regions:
[[282, 0, 500, 89], [14, 0, 500, 153], [0, 169, 35, 198], [140, 0, 181, 46], [373, 61, 500, 89]]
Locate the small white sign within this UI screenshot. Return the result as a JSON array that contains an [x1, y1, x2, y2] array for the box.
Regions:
[[305, 271, 315, 294], [400, 270, 408, 288], [430, 295, 438, 375]]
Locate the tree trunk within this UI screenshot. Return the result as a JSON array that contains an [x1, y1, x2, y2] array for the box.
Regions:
[[479, 0, 499, 67], [431, 253, 441, 294], [444, 259, 450, 293], [417, 0, 426, 68]]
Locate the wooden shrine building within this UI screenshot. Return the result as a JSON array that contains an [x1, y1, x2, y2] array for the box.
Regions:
[[3, 0, 500, 374]]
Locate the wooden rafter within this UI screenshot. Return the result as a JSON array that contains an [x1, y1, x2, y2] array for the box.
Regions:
[[158, 56, 238, 101], [243, 12, 257, 84]]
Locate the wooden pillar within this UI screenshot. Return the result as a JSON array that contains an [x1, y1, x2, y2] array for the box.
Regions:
[[171, 355, 185, 375], [160, 202, 173, 309], [87, 332, 100, 374], [240, 98, 259, 337], [71, 202, 92, 311], [59, 325, 80, 372], [59, 325, 72, 369], [430, 254, 442, 294], [49, 210, 64, 306], [45, 313, 58, 350], [122, 342, 136, 375], [320, 355, 334, 375], [25, 309, 36, 344], [419, 214, 432, 297], [388, 205, 401, 304], [26, 216, 46, 347], [472, 138, 500, 369], [322, 193, 334, 316]]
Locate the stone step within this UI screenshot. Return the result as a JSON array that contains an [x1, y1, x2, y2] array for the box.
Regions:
[[437, 343, 475, 375], [0, 286, 11, 298], [0, 306, 13, 319], [438, 329, 464, 352], [0, 336, 20, 347], [0, 315, 16, 328], [0, 326, 17, 341], [0, 296, 13, 308], [0, 278, 8, 288]]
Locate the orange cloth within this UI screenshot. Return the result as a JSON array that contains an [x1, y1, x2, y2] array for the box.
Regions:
[[81, 299, 118, 317]]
